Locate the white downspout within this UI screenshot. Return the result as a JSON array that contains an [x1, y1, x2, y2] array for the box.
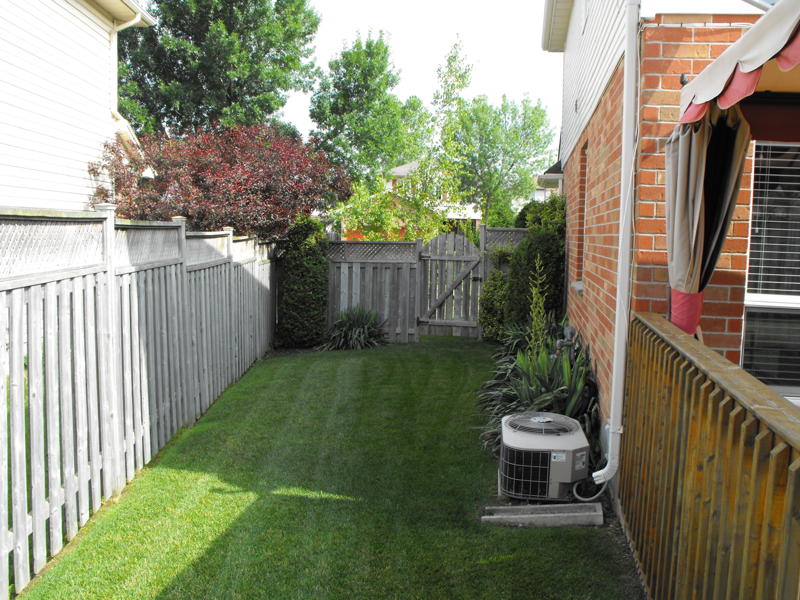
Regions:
[[592, 0, 640, 485]]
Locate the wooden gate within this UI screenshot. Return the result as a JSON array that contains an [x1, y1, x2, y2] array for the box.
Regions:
[[418, 232, 482, 337], [327, 226, 528, 342]]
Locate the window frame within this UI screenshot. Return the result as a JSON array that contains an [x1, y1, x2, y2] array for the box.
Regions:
[[741, 140, 800, 405]]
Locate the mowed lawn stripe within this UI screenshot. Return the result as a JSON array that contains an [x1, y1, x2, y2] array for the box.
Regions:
[[21, 337, 641, 600]]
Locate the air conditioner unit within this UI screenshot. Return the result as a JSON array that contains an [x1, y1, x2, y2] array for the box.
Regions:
[[499, 412, 589, 501]]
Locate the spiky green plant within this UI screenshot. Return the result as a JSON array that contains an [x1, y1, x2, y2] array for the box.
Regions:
[[318, 307, 387, 351], [526, 255, 548, 352], [477, 331, 600, 462]]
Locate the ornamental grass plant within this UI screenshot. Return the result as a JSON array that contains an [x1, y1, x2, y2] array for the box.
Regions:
[[318, 306, 387, 351]]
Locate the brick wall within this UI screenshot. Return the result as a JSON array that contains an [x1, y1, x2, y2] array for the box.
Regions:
[[562, 14, 761, 414], [634, 14, 759, 364], [564, 63, 624, 417]]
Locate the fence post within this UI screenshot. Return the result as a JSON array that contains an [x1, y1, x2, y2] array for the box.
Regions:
[[95, 203, 125, 495], [224, 227, 235, 386], [415, 239, 423, 338], [171, 216, 193, 425], [479, 223, 489, 288]]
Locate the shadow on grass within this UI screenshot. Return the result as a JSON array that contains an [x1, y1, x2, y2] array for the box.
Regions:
[[25, 338, 643, 600]]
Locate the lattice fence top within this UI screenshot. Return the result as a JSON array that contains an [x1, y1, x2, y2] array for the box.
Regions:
[[116, 226, 180, 266], [0, 218, 104, 279], [328, 241, 417, 263], [485, 227, 528, 250], [186, 235, 227, 266], [231, 237, 256, 262]]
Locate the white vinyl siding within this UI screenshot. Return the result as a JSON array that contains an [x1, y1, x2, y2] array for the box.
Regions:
[[0, 0, 114, 211], [560, 0, 626, 166]]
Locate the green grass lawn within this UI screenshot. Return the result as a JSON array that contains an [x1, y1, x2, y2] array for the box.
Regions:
[[22, 337, 641, 600]]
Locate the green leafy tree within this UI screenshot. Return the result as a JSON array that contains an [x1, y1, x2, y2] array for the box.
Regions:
[[329, 177, 444, 242], [329, 41, 471, 241], [517, 192, 566, 236], [310, 33, 430, 184], [454, 96, 554, 226], [396, 41, 471, 223], [119, 0, 320, 133]]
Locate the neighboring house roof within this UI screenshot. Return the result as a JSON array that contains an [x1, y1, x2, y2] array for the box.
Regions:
[[542, 0, 574, 52], [540, 160, 563, 185], [388, 161, 419, 178], [441, 203, 481, 221], [92, 0, 156, 26]]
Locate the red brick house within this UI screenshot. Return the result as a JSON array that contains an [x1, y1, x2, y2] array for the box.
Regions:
[[541, 1, 800, 418], [542, 2, 800, 590]]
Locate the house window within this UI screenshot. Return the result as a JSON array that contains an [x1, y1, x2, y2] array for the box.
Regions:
[[742, 142, 800, 403]]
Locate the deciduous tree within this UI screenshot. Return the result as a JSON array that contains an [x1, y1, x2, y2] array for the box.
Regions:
[[453, 96, 554, 226], [310, 33, 429, 184], [90, 124, 351, 239], [329, 42, 472, 241], [119, 0, 320, 133]]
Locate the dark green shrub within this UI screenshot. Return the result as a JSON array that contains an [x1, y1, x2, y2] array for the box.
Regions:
[[515, 193, 565, 236], [276, 216, 329, 348], [478, 270, 509, 342], [514, 200, 534, 229], [319, 307, 387, 350], [505, 231, 565, 325], [487, 245, 514, 270]]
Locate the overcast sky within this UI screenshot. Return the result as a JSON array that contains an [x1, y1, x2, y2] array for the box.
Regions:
[[279, 0, 564, 147]]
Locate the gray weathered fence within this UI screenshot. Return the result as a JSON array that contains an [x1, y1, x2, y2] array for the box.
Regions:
[[418, 232, 482, 338], [327, 226, 528, 342], [327, 241, 420, 343], [0, 206, 277, 597]]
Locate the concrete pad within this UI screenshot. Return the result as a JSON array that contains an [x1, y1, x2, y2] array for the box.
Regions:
[[481, 502, 603, 527]]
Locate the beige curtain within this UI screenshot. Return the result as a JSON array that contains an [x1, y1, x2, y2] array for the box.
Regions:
[[665, 105, 751, 332]]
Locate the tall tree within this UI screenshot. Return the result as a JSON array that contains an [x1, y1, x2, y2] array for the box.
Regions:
[[453, 96, 554, 226], [119, 0, 320, 133], [407, 41, 472, 210], [329, 41, 474, 241], [90, 124, 351, 239], [310, 33, 430, 184]]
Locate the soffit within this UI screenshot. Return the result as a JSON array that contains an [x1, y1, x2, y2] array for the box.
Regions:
[[542, 0, 575, 52], [90, 0, 156, 26]]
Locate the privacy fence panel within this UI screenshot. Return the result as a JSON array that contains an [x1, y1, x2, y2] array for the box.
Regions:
[[327, 241, 419, 343], [0, 207, 278, 598], [619, 312, 800, 600], [326, 227, 528, 342]]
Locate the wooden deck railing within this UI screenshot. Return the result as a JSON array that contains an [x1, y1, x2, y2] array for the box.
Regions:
[[618, 312, 800, 600]]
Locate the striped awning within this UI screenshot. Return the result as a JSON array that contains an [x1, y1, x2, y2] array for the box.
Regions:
[[680, 0, 800, 123]]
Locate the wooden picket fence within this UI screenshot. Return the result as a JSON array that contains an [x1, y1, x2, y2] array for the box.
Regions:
[[0, 206, 277, 597], [327, 226, 528, 341], [619, 312, 800, 600], [327, 241, 420, 343]]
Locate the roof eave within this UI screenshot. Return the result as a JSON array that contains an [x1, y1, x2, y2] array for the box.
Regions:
[[542, 0, 574, 52], [91, 0, 156, 26]]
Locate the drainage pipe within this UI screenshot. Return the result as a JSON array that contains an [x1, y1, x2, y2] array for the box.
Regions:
[[592, 0, 640, 485]]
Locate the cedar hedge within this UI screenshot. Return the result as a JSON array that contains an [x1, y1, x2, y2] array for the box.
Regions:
[[276, 216, 329, 348]]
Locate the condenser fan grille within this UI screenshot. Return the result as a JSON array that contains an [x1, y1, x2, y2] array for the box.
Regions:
[[499, 446, 550, 499], [507, 412, 578, 435]]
